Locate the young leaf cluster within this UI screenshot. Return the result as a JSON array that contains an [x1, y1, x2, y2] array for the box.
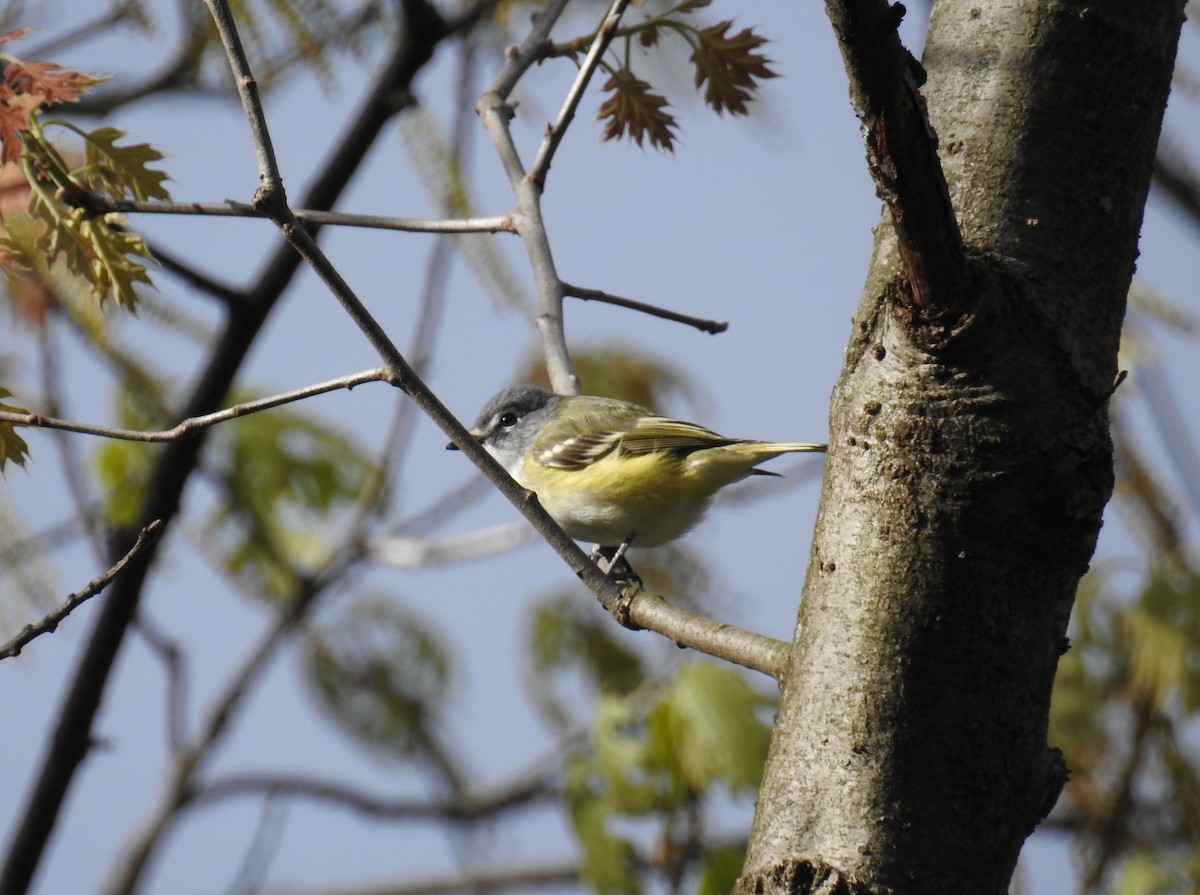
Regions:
[[205, 404, 378, 602], [563, 662, 773, 895], [1050, 567, 1200, 890], [579, 1, 778, 152], [0, 30, 170, 310]]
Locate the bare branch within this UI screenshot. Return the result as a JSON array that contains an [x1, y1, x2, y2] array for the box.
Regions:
[[132, 613, 190, 754], [258, 863, 580, 895], [144, 239, 248, 308], [476, 0, 577, 393], [0, 369, 387, 443], [369, 522, 539, 568], [69, 193, 516, 234], [0, 521, 164, 661], [226, 798, 287, 895], [527, 0, 632, 189], [194, 769, 557, 822], [619, 590, 791, 681], [201, 0, 286, 195], [562, 281, 729, 334], [24, 1, 143, 58], [826, 0, 967, 314]]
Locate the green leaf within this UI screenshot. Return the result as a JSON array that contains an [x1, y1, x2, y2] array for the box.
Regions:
[[563, 752, 643, 895], [21, 130, 159, 310], [0, 388, 30, 471], [1123, 571, 1200, 711], [305, 595, 452, 763], [646, 661, 772, 793], [77, 218, 156, 311], [94, 441, 156, 527], [1110, 849, 1189, 895], [81, 127, 171, 201], [526, 594, 646, 726], [690, 20, 778, 116], [205, 400, 378, 602], [597, 69, 678, 152]]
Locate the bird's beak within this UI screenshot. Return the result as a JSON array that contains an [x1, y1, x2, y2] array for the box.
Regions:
[[446, 429, 481, 451]]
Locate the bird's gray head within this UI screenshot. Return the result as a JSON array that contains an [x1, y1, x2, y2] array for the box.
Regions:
[[460, 385, 559, 472]]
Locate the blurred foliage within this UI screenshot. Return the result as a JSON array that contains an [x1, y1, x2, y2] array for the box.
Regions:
[[526, 579, 770, 892], [203, 397, 379, 603], [0, 31, 165, 311], [521, 344, 705, 416], [564, 661, 773, 895], [1046, 295, 1200, 894], [305, 594, 455, 774]]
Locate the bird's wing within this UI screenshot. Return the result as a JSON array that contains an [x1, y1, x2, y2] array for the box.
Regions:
[[618, 415, 740, 456], [532, 405, 737, 470]]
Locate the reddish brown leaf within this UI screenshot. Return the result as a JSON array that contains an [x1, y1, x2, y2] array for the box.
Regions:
[[597, 69, 678, 152], [4, 60, 101, 105], [0, 29, 32, 47], [0, 91, 39, 165], [690, 20, 778, 116]]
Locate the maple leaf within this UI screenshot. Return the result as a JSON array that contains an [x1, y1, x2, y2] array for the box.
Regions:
[[3, 60, 102, 105], [690, 20, 778, 116], [73, 217, 155, 311], [597, 69, 679, 152], [0, 90, 39, 165], [82, 128, 171, 201], [0, 387, 30, 472]]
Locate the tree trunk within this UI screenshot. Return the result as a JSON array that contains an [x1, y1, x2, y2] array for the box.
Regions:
[[737, 2, 1184, 893]]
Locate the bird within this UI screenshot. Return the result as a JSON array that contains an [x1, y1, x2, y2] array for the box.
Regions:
[[449, 385, 825, 564]]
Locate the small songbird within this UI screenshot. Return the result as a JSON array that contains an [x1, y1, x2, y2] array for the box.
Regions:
[[449, 385, 825, 553]]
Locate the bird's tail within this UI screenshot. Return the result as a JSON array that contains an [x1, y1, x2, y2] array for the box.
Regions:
[[747, 440, 827, 454]]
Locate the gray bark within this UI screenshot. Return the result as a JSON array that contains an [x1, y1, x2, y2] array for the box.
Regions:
[[737, 2, 1185, 893]]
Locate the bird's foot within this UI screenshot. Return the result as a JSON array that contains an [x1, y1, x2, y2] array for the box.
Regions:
[[591, 540, 641, 586]]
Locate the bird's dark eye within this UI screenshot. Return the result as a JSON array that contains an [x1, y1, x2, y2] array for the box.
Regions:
[[498, 411, 519, 428]]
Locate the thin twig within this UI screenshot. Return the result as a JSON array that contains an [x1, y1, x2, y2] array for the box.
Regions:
[[132, 613, 190, 754], [23, 1, 141, 58], [226, 798, 287, 895], [527, 0, 631, 189], [202, 0, 285, 192], [476, 0, 577, 393], [369, 522, 540, 568], [0, 368, 386, 443], [68, 193, 516, 234], [563, 282, 729, 334], [194, 769, 557, 822], [145, 240, 249, 307], [37, 323, 106, 565], [0, 521, 164, 661]]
